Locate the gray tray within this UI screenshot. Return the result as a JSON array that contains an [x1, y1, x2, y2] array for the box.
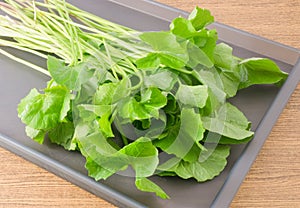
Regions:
[[0, 0, 299, 207]]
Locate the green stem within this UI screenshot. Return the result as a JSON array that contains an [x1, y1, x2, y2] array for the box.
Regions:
[[0, 48, 50, 76], [175, 67, 193, 74], [102, 38, 118, 80], [0, 39, 48, 59], [0, 0, 153, 79]]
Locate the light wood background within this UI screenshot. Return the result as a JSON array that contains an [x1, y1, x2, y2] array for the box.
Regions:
[[0, 0, 299, 207]]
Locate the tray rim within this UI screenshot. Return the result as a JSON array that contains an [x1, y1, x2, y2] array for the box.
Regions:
[[0, 0, 300, 207]]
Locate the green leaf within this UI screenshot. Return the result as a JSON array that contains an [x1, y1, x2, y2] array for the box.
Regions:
[[141, 87, 168, 109], [78, 124, 159, 176], [135, 177, 169, 199], [93, 82, 117, 105], [170, 17, 196, 39], [159, 145, 230, 182], [143, 69, 178, 91], [135, 53, 161, 69], [93, 78, 130, 105], [138, 32, 189, 69], [136, 52, 187, 70], [202, 103, 254, 140], [238, 58, 288, 89], [78, 104, 113, 119], [18, 86, 71, 130], [47, 56, 94, 91], [118, 97, 153, 121], [119, 137, 159, 177], [188, 7, 214, 30], [139, 31, 186, 55], [25, 126, 46, 144], [212, 43, 242, 97], [138, 31, 214, 69], [155, 108, 205, 162], [204, 131, 253, 144], [176, 84, 208, 108], [47, 56, 77, 88], [118, 87, 167, 121], [18, 88, 39, 116], [85, 156, 115, 180], [170, 16, 217, 63], [48, 121, 76, 150], [214, 43, 237, 70], [98, 111, 114, 138], [163, 93, 179, 114], [77, 126, 126, 179], [187, 41, 214, 68], [82, 136, 164, 197], [157, 157, 181, 172], [194, 67, 226, 113], [195, 29, 218, 61], [217, 69, 240, 98], [157, 53, 187, 69], [73, 77, 98, 105]]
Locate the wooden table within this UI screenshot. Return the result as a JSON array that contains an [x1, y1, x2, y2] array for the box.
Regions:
[[0, 0, 299, 207]]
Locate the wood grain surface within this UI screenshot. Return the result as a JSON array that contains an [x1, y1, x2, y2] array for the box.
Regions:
[[0, 0, 299, 207]]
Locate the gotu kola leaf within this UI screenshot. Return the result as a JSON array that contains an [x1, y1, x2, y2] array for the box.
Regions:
[[18, 85, 71, 130], [47, 55, 95, 91], [202, 103, 254, 140], [158, 145, 230, 182], [188, 6, 214, 30], [117, 87, 167, 121], [137, 31, 189, 69], [80, 134, 168, 198], [176, 84, 208, 108], [238, 58, 288, 89], [155, 107, 205, 162]]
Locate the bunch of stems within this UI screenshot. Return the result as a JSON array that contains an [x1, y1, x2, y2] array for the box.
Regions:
[[0, 0, 151, 78]]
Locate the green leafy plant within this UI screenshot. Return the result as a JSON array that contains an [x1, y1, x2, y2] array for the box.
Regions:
[[0, 0, 287, 199]]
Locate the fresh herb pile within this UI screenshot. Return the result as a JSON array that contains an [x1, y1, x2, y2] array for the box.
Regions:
[[0, 0, 287, 199]]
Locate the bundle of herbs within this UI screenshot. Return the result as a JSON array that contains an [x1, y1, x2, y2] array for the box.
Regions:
[[0, 0, 287, 198]]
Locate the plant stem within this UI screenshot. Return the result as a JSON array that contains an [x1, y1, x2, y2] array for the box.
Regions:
[[0, 0, 153, 78], [0, 48, 50, 76]]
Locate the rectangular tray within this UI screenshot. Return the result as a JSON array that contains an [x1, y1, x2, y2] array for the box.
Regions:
[[0, 0, 299, 207]]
